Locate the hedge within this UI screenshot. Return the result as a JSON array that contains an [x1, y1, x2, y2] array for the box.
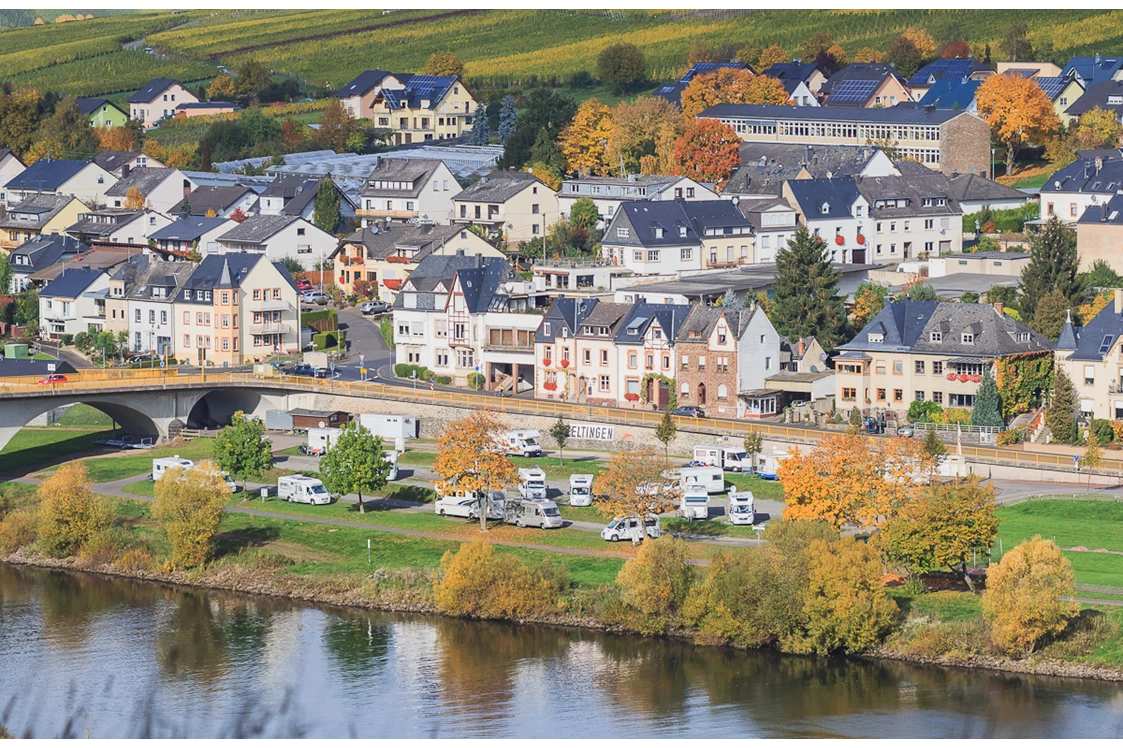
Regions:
[[301, 309, 338, 331], [394, 363, 435, 381], [312, 330, 345, 351]]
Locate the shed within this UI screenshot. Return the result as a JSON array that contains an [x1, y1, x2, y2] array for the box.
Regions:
[[288, 408, 350, 430]]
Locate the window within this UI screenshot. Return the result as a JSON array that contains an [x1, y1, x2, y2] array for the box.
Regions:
[[456, 349, 474, 368], [583, 349, 591, 365], [183, 334, 190, 347], [717, 384, 728, 400], [877, 388, 887, 401], [915, 361, 925, 374], [1071, 203, 1078, 217], [932, 391, 943, 404], [532, 204, 539, 214], [647, 250, 660, 262], [599, 376, 610, 392], [221, 292, 229, 304], [135, 309, 141, 323], [915, 390, 925, 401], [875, 361, 886, 375], [698, 355, 706, 372], [1084, 365, 1095, 386], [893, 361, 903, 375], [645, 354, 654, 368], [961, 333, 975, 344], [160, 311, 167, 324], [933, 361, 943, 375], [681, 248, 693, 260], [601, 350, 608, 365], [629, 353, 638, 368], [681, 381, 690, 396], [616, 227, 630, 239], [842, 387, 856, 401], [894, 389, 903, 402], [930, 331, 942, 343], [949, 393, 975, 408], [183, 311, 189, 324]]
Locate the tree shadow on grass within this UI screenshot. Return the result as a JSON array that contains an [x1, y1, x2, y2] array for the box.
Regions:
[[213, 527, 282, 558]]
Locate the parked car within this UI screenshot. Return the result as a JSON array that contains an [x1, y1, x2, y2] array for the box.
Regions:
[[285, 363, 317, 377], [670, 405, 705, 418], [361, 300, 389, 315], [296, 279, 313, 291], [38, 374, 67, 385], [601, 515, 661, 542], [896, 426, 915, 437], [301, 291, 329, 304]]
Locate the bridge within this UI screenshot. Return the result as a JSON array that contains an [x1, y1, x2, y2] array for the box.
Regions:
[[1, 370, 1119, 477]]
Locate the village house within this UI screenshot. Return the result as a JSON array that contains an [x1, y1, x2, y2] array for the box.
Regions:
[[216, 215, 337, 271], [104, 167, 196, 214], [38, 266, 110, 340], [26, 246, 134, 286], [723, 142, 899, 200], [5, 235, 87, 293], [613, 301, 690, 410], [946, 173, 1029, 218], [735, 198, 798, 264], [1038, 156, 1123, 224], [64, 208, 172, 246], [451, 171, 558, 245], [1065, 79, 1123, 124], [1061, 54, 1123, 88], [538, 299, 632, 405], [94, 150, 165, 178], [0, 194, 90, 251], [916, 77, 981, 114], [1076, 195, 1123, 274], [148, 216, 238, 256], [834, 300, 1051, 420], [1030, 75, 1085, 124], [171, 185, 258, 219], [762, 61, 829, 96], [557, 175, 717, 226], [784, 177, 871, 263], [357, 158, 460, 224], [654, 61, 754, 108], [907, 58, 993, 101], [854, 173, 964, 260], [74, 97, 128, 128], [365, 73, 477, 145], [336, 70, 410, 119], [258, 175, 356, 222], [128, 77, 200, 127], [106, 255, 196, 356], [600, 200, 754, 275], [820, 63, 912, 108], [3, 159, 116, 205], [1055, 292, 1123, 420], [0, 148, 27, 205]]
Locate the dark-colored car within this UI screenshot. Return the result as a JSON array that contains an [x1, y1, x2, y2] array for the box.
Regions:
[[670, 406, 705, 418], [286, 364, 316, 377]]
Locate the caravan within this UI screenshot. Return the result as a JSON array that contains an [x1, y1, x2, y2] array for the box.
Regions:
[[728, 491, 755, 525], [151, 456, 194, 481], [601, 515, 661, 542], [678, 466, 726, 494], [693, 444, 752, 472], [503, 430, 542, 457], [680, 485, 710, 520], [306, 427, 341, 455], [518, 466, 547, 499], [756, 451, 788, 480], [504, 498, 563, 529], [567, 474, 594, 506], [434, 491, 505, 521], [277, 475, 333, 505]]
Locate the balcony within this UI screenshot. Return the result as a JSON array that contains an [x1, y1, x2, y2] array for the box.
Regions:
[[249, 322, 292, 335], [248, 299, 292, 313], [358, 208, 417, 220]]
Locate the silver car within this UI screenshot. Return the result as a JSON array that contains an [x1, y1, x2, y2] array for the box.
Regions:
[[361, 300, 389, 315]]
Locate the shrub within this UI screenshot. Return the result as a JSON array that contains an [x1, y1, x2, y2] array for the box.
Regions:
[[59, 333, 74, 346], [114, 546, 154, 572], [312, 330, 345, 350], [394, 363, 434, 380], [433, 540, 566, 620], [684, 547, 795, 649], [301, 308, 338, 330], [36, 462, 111, 558], [434, 375, 452, 385], [0, 510, 38, 555], [934, 407, 971, 425], [982, 536, 1080, 655], [78, 526, 131, 567], [151, 461, 229, 569], [800, 537, 898, 654], [615, 536, 693, 634], [467, 372, 486, 390], [907, 400, 943, 423], [1090, 418, 1115, 445]]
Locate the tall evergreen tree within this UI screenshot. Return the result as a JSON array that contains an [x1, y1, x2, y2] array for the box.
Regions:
[[312, 178, 341, 234], [1029, 288, 1069, 340], [970, 367, 1004, 428], [498, 94, 517, 143], [1046, 367, 1079, 444], [771, 227, 847, 349], [1019, 217, 1082, 323], [470, 104, 490, 145]]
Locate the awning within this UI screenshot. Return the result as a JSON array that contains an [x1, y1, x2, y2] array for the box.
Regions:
[[945, 356, 989, 364]]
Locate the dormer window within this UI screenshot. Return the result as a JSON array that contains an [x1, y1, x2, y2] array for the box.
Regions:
[[821, 203, 830, 214], [962, 333, 975, 344], [654, 227, 664, 238], [678, 226, 686, 237], [868, 333, 884, 343], [930, 331, 942, 342]]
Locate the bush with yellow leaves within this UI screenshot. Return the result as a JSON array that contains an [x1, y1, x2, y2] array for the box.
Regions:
[[800, 537, 899, 654], [36, 463, 111, 558], [433, 540, 567, 620], [615, 535, 694, 634], [0, 510, 39, 555], [151, 460, 229, 570]]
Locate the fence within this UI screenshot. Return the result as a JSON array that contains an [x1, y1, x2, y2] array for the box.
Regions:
[[1001, 493, 1123, 507]]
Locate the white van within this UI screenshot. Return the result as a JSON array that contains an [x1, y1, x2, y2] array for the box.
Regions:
[[151, 456, 194, 481], [728, 491, 755, 525], [756, 451, 787, 480], [680, 485, 710, 520], [504, 430, 542, 457], [384, 450, 399, 481], [518, 466, 547, 499], [278, 475, 333, 505], [693, 444, 752, 472], [679, 466, 726, 494], [306, 426, 341, 455], [601, 515, 661, 542], [434, 491, 505, 520], [568, 474, 594, 506], [504, 498, 563, 529], [200, 467, 238, 493]]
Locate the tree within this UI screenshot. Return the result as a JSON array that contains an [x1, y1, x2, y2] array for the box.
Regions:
[[233, 59, 269, 97], [558, 97, 615, 176], [34, 97, 99, 159], [498, 94, 517, 144], [606, 96, 685, 174], [420, 51, 464, 77], [469, 104, 490, 145], [319, 421, 392, 514], [35, 462, 110, 558], [982, 537, 1079, 654], [433, 410, 518, 530], [0, 88, 43, 158], [875, 477, 998, 589], [1078, 288, 1114, 326], [1081, 429, 1102, 489], [976, 74, 1059, 178], [123, 185, 147, 210], [548, 416, 570, 466], [802, 537, 898, 654], [13, 288, 39, 326], [743, 429, 764, 473], [615, 536, 693, 633], [970, 367, 1004, 428], [312, 178, 341, 234], [317, 99, 358, 152], [24, 138, 63, 165], [853, 47, 882, 63], [569, 197, 599, 234], [1046, 367, 1079, 444], [960, 291, 980, 304], [597, 43, 646, 92], [97, 124, 137, 152], [1030, 288, 1070, 341], [905, 282, 938, 301], [851, 281, 888, 327], [212, 411, 273, 492], [941, 41, 972, 59], [152, 461, 228, 569], [207, 74, 238, 101], [654, 409, 676, 459], [670, 119, 741, 189], [735, 44, 762, 68], [883, 36, 923, 79], [770, 227, 848, 350], [0, 254, 13, 298], [757, 45, 788, 70], [901, 27, 937, 59], [1000, 21, 1034, 62], [1019, 217, 1081, 321], [433, 540, 565, 619], [681, 68, 789, 118], [280, 118, 306, 148], [922, 428, 947, 462], [801, 32, 835, 62], [595, 447, 682, 526]]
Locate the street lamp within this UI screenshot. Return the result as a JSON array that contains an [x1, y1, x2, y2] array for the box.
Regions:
[[991, 147, 996, 181]]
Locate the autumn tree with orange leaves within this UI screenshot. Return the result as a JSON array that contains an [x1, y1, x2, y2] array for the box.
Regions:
[[778, 432, 932, 531], [558, 97, 615, 176], [757, 45, 788, 70], [96, 125, 137, 152], [433, 410, 518, 530], [606, 96, 686, 175], [595, 447, 682, 533], [680, 68, 790, 118], [123, 186, 147, 210], [671, 119, 741, 189], [976, 73, 1060, 178]]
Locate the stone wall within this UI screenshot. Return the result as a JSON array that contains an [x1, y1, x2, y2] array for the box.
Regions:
[[941, 113, 992, 178]]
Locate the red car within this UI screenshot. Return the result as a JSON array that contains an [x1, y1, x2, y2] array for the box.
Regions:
[[38, 374, 68, 385], [296, 279, 312, 291]]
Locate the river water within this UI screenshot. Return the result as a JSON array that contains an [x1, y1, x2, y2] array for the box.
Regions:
[[1, 564, 1122, 738]]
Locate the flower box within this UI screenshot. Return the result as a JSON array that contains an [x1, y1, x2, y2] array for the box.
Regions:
[[542, 358, 552, 367], [958, 374, 971, 383], [946, 372, 957, 380], [856, 234, 866, 245], [624, 392, 639, 402], [560, 360, 571, 368], [543, 381, 557, 391], [834, 235, 845, 246], [970, 374, 983, 383]]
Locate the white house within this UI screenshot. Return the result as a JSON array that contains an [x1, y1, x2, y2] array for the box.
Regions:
[[0, 148, 26, 206], [148, 216, 238, 256], [38, 266, 110, 339], [216, 215, 337, 271], [451, 171, 559, 244], [104, 167, 196, 214], [736, 198, 798, 264], [358, 158, 461, 224], [65, 209, 173, 246], [557, 175, 718, 226], [128, 77, 200, 127], [171, 185, 258, 219], [784, 177, 872, 264], [600, 200, 754, 275], [1038, 157, 1123, 224], [3, 159, 117, 205]]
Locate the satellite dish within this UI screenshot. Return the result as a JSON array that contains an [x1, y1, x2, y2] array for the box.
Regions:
[[319, 421, 326, 428]]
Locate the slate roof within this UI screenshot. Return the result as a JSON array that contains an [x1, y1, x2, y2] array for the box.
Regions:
[[104, 167, 178, 197], [0, 358, 77, 377], [65, 209, 143, 237], [94, 151, 144, 172], [117, 257, 195, 301], [7, 235, 87, 274], [1065, 79, 1123, 117], [177, 253, 295, 302], [39, 266, 106, 299], [28, 247, 132, 282], [839, 300, 1051, 357], [576, 301, 631, 337], [724, 143, 883, 197], [336, 69, 396, 98], [1040, 158, 1123, 195], [947, 173, 1028, 204], [1061, 55, 1123, 86], [360, 158, 443, 198], [763, 61, 825, 84], [393, 254, 515, 313], [786, 176, 864, 219], [0, 194, 79, 230], [129, 77, 180, 103], [4, 159, 89, 192], [218, 215, 299, 244], [680, 200, 753, 234], [736, 197, 795, 230], [916, 77, 981, 110], [653, 82, 687, 106], [678, 304, 755, 343], [1059, 299, 1123, 361], [613, 301, 690, 344], [854, 173, 959, 219], [1077, 194, 1123, 225], [454, 172, 546, 203], [908, 58, 992, 87], [148, 216, 232, 242], [170, 185, 254, 215], [337, 223, 486, 262], [606, 202, 698, 246], [700, 103, 969, 124], [74, 97, 120, 116]]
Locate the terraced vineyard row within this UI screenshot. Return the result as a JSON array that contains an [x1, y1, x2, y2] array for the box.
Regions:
[[10, 50, 216, 97]]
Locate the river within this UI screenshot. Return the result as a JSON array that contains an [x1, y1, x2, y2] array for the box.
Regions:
[[1, 564, 1122, 738]]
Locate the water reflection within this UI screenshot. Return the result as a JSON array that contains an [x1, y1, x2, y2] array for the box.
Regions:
[[1, 564, 1122, 738]]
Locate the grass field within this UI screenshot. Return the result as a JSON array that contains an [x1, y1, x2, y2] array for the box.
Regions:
[[996, 500, 1123, 588], [77, 439, 216, 483], [0, 428, 112, 477]]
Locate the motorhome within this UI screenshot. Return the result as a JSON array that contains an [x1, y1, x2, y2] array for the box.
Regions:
[[307, 426, 341, 455], [518, 466, 547, 499], [277, 475, 333, 505], [678, 466, 726, 494], [728, 491, 755, 525], [693, 444, 752, 472], [384, 450, 399, 481], [756, 451, 788, 480], [568, 474, 594, 506], [358, 413, 418, 441], [434, 491, 505, 520], [600, 515, 661, 542], [680, 485, 710, 521], [151, 456, 193, 481], [503, 430, 542, 457], [504, 498, 563, 529]]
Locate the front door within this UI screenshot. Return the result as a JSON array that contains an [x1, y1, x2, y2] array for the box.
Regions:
[[852, 248, 866, 264], [698, 382, 707, 405]]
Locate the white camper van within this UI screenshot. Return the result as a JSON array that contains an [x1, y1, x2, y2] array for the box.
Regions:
[[434, 491, 505, 520], [306, 426, 341, 455], [504, 430, 542, 457], [518, 466, 547, 499], [678, 465, 726, 494], [151, 456, 194, 481], [728, 491, 755, 525], [601, 515, 661, 542], [504, 498, 563, 529], [756, 451, 787, 480], [277, 475, 333, 505], [693, 444, 752, 472], [680, 485, 710, 520], [568, 474, 594, 506]]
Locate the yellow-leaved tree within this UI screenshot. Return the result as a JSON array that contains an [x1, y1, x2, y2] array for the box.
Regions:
[[901, 27, 937, 59], [982, 537, 1079, 654], [615, 535, 694, 634], [206, 74, 238, 101], [151, 461, 228, 569], [36, 462, 111, 558], [680, 68, 791, 118], [606, 96, 686, 175], [854, 47, 883, 63], [594, 446, 682, 533], [558, 97, 615, 176], [757, 45, 788, 70], [433, 539, 566, 619], [420, 51, 464, 77], [97, 125, 138, 152], [432, 410, 518, 530], [124, 185, 147, 210], [976, 73, 1060, 178]]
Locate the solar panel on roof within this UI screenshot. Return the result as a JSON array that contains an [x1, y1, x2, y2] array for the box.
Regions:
[[828, 79, 879, 103], [1036, 77, 1066, 100]]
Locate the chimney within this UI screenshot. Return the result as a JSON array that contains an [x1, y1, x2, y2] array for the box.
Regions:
[[797, 339, 805, 357], [993, 301, 1004, 315], [1115, 288, 1123, 315], [1096, 156, 1104, 174], [1104, 203, 1109, 221], [121, 164, 130, 178]]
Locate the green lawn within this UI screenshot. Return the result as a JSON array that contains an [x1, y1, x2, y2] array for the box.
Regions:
[[1011, 173, 1049, 189], [723, 474, 785, 502], [0, 428, 113, 476], [996, 500, 1123, 587], [53, 404, 115, 427], [80, 439, 216, 483], [887, 589, 984, 622], [32, 353, 55, 360]]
